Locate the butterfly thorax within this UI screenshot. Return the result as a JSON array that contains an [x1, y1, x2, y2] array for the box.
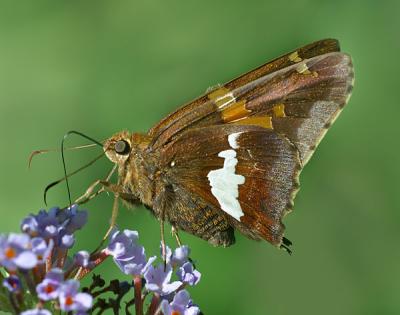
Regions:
[[104, 131, 159, 209]]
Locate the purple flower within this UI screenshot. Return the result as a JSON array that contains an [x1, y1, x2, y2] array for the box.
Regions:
[[22, 206, 88, 253], [20, 309, 52, 315], [120, 245, 156, 276], [164, 245, 191, 268], [31, 237, 53, 264], [171, 245, 190, 267], [73, 250, 91, 268], [144, 263, 182, 296], [20, 205, 87, 241], [2, 275, 21, 292], [36, 268, 64, 301], [63, 204, 88, 233], [176, 262, 201, 286], [20, 216, 39, 236], [106, 229, 155, 276], [59, 233, 75, 248], [107, 229, 139, 253], [56, 205, 88, 235], [160, 290, 200, 315], [59, 279, 93, 312], [22, 208, 59, 238], [0, 233, 37, 270]]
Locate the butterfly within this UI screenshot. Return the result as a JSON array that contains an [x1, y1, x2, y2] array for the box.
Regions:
[[79, 39, 353, 253]]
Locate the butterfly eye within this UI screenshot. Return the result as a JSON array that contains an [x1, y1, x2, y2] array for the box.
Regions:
[[114, 140, 130, 155]]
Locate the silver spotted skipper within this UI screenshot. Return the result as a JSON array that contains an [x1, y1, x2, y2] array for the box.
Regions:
[[78, 39, 354, 253]]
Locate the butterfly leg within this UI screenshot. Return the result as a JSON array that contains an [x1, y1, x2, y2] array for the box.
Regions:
[[92, 181, 136, 241], [83, 179, 138, 230], [171, 226, 182, 247], [160, 218, 167, 270], [104, 193, 119, 240], [152, 182, 173, 269], [74, 179, 103, 205], [75, 165, 117, 205], [90, 192, 120, 254], [74, 178, 119, 253], [88, 181, 140, 254], [75, 176, 134, 254]]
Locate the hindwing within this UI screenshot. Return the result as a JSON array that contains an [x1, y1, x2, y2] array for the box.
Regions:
[[160, 125, 301, 245]]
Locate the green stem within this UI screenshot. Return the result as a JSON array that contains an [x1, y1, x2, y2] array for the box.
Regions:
[[9, 293, 20, 315], [21, 270, 37, 297]]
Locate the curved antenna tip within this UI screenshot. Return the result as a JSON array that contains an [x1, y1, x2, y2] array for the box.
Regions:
[[28, 150, 48, 169]]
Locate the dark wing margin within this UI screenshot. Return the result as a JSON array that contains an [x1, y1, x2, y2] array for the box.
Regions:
[[160, 125, 301, 246], [148, 39, 342, 149], [224, 38, 340, 90]]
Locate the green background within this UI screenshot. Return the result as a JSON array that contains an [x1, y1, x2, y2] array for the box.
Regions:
[[1, 1, 399, 314]]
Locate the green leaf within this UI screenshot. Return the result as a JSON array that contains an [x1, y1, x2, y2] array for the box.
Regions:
[[0, 290, 13, 314]]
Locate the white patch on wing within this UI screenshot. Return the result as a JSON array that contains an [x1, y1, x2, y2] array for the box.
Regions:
[[207, 147, 245, 221], [228, 132, 242, 149]]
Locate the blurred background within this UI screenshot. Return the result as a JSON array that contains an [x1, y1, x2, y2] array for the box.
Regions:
[[0, 1, 399, 314]]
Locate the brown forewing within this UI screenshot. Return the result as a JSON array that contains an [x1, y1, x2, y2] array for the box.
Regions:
[[148, 39, 343, 150], [151, 52, 353, 165], [149, 55, 353, 170]]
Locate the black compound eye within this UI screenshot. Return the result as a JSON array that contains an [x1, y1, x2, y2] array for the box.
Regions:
[[114, 140, 130, 155]]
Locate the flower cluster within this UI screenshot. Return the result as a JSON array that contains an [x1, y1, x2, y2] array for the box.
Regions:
[[21, 205, 87, 250], [103, 229, 201, 314], [0, 206, 92, 314], [0, 206, 202, 314]]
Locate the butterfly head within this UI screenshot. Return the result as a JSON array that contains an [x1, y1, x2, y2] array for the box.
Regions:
[[103, 131, 133, 165]]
